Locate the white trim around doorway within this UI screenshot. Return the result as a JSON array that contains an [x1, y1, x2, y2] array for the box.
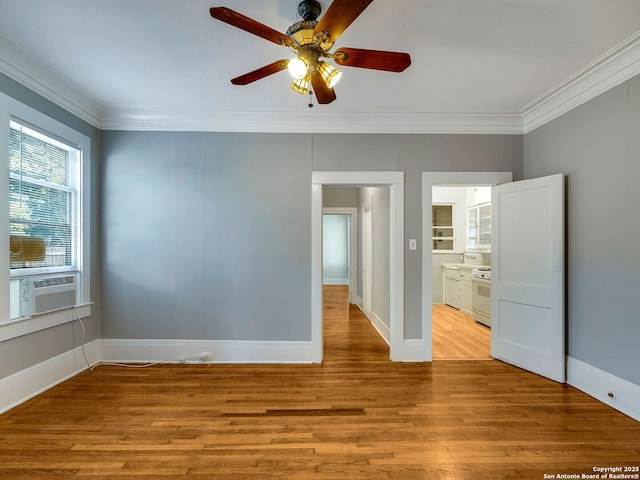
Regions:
[[421, 172, 513, 361], [312, 171, 404, 363]]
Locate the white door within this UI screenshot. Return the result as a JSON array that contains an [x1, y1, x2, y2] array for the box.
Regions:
[[491, 174, 565, 383]]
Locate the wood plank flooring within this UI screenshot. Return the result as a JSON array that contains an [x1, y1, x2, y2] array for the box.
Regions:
[[432, 303, 491, 359], [0, 284, 638, 479]]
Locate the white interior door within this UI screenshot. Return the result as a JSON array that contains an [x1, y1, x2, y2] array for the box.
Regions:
[[491, 174, 565, 383]]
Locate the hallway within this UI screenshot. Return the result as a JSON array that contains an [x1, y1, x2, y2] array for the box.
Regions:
[[323, 284, 389, 363]]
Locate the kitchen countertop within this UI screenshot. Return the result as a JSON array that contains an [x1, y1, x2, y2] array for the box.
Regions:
[[441, 263, 491, 269]]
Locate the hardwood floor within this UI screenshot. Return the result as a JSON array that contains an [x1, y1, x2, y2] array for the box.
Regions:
[[432, 303, 491, 359], [0, 285, 638, 479]]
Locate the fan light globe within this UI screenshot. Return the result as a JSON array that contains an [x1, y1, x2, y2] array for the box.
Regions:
[[290, 76, 310, 95], [317, 61, 342, 88], [287, 58, 308, 79]]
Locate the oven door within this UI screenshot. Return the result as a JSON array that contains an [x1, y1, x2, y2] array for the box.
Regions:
[[472, 278, 492, 327]]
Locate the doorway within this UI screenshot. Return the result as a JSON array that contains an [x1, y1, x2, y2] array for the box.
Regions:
[[431, 185, 492, 359], [322, 214, 350, 285], [311, 171, 405, 363], [422, 172, 513, 361], [323, 207, 358, 304]]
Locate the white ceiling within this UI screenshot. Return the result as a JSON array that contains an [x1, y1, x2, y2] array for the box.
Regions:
[[1, 0, 639, 133]]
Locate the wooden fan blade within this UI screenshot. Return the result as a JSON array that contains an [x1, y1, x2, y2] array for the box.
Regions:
[[310, 70, 337, 104], [313, 0, 373, 44], [231, 60, 289, 85], [210, 7, 293, 46], [333, 48, 411, 72]]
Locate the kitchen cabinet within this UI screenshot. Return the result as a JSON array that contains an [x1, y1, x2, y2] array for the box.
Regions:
[[443, 266, 459, 309], [468, 203, 491, 249], [432, 204, 455, 251], [442, 264, 474, 315], [459, 267, 473, 316]]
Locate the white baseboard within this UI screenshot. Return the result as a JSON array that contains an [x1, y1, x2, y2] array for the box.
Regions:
[[360, 309, 390, 345], [567, 356, 640, 422], [100, 339, 313, 365], [4, 342, 639, 425], [0, 338, 312, 414], [0, 339, 100, 414], [401, 339, 426, 362]]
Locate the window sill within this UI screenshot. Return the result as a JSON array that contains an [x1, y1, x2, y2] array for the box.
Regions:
[[0, 303, 92, 342]]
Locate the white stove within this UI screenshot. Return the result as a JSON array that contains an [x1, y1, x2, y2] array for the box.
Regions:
[[471, 267, 491, 327], [472, 267, 491, 281]]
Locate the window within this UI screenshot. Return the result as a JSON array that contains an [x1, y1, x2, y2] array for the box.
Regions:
[[432, 204, 455, 251], [9, 121, 80, 274], [1, 93, 91, 334]]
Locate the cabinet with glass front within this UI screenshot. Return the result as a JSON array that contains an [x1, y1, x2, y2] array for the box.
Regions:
[[467, 203, 491, 249], [432, 204, 455, 251]]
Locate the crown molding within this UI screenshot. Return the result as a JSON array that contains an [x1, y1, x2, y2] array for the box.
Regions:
[[522, 31, 640, 133], [1, 32, 639, 135], [99, 108, 524, 134], [0, 35, 102, 128]]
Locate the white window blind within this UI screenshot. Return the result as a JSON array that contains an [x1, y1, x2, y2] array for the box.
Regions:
[[9, 120, 80, 273]]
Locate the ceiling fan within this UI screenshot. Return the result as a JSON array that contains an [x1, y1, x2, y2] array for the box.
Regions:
[[209, 0, 411, 105]]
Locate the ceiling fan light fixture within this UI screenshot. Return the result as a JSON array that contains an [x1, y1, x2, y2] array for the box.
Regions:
[[210, 2, 412, 105], [317, 61, 342, 88], [286, 20, 318, 46], [287, 57, 308, 79], [290, 75, 310, 95]]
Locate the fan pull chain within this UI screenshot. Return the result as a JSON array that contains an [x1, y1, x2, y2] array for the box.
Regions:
[[308, 89, 314, 108]]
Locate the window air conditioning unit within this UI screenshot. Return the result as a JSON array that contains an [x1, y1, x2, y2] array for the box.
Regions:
[[20, 275, 77, 317]]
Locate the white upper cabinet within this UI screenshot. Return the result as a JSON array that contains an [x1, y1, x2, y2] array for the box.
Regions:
[[467, 187, 492, 251], [432, 186, 492, 253], [468, 203, 491, 250]]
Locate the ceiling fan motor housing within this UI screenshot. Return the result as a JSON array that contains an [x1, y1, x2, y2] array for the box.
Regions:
[[298, 0, 321, 21]]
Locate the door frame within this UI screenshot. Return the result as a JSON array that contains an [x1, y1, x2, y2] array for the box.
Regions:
[[323, 207, 359, 303], [361, 200, 373, 317], [312, 171, 404, 363], [422, 172, 513, 360]]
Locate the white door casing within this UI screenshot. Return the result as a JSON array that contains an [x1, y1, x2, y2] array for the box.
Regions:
[[491, 173, 565, 383], [422, 172, 513, 361]]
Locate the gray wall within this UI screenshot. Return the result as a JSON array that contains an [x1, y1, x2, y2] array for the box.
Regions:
[[323, 187, 359, 208], [360, 186, 390, 328], [396, 135, 523, 337], [102, 131, 522, 341], [0, 73, 101, 380], [524, 75, 640, 385], [102, 132, 312, 341]]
